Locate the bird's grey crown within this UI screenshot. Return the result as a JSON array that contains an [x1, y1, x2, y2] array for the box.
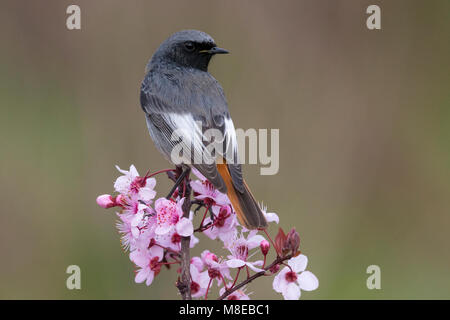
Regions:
[[164, 29, 216, 46], [147, 30, 217, 72]]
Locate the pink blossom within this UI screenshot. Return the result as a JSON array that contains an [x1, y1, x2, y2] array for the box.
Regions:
[[201, 250, 218, 266], [200, 250, 232, 285], [224, 230, 265, 272], [114, 165, 156, 202], [203, 205, 237, 241], [117, 198, 154, 241], [130, 202, 152, 238], [153, 228, 196, 252], [130, 245, 164, 286], [190, 179, 229, 214], [100, 164, 319, 299], [190, 265, 210, 298], [153, 230, 180, 251], [117, 211, 154, 252], [272, 254, 319, 300], [154, 198, 193, 237], [114, 165, 139, 193]]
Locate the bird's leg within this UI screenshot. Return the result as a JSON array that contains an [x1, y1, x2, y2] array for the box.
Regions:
[[191, 199, 204, 205], [191, 199, 205, 215], [193, 203, 204, 214], [166, 167, 190, 200], [209, 206, 216, 222]]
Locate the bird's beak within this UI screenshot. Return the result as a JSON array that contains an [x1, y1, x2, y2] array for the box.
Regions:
[[200, 47, 229, 55]]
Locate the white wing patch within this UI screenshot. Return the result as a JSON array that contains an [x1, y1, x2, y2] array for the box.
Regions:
[[165, 113, 211, 165], [224, 117, 239, 164], [158, 112, 238, 166]]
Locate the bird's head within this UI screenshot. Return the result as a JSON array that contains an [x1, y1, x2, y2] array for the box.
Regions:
[[151, 30, 229, 72]]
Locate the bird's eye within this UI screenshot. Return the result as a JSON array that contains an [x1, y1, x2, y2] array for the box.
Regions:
[[184, 41, 195, 52]]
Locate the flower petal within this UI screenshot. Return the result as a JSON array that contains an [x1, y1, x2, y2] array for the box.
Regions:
[[298, 271, 319, 291], [145, 271, 155, 286], [247, 234, 265, 249], [190, 180, 205, 194], [114, 175, 131, 193], [135, 267, 149, 283], [202, 219, 218, 240], [155, 225, 171, 235], [131, 226, 140, 238], [115, 165, 128, 175], [149, 245, 164, 260], [252, 260, 264, 266], [198, 270, 210, 287], [131, 212, 143, 227], [129, 165, 139, 177], [272, 267, 289, 293], [139, 188, 156, 202], [190, 233, 199, 248], [282, 283, 301, 300], [177, 197, 185, 208], [246, 262, 264, 272], [191, 257, 204, 272], [226, 259, 246, 268], [176, 217, 193, 237], [130, 251, 147, 267], [288, 254, 308, 273], [145, 177, 156, 189], [264, 211, 279, 224], [272, 276, 281, 292]]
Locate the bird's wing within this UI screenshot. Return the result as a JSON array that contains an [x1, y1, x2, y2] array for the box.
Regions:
[[210, 107, 245, 193], [140, 71, 244, 194]]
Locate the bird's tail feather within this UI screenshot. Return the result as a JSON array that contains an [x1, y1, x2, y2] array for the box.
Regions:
[[216, 163, 267, 230]]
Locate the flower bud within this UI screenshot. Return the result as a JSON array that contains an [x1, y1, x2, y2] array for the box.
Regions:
[[96, 194, 115, 209], [260, 240, 270, 256], [284, 228, 300, 254], [269, 263, 280, 274]]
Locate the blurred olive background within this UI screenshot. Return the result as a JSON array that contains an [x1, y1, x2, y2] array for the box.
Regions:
[[0, 0, 449, 299]]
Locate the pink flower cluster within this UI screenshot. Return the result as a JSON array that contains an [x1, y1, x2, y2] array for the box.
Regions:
[[97, 165, 319, 300]]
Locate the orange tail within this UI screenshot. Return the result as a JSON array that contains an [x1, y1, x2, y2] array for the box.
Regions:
[[217, 163, 267, 230]]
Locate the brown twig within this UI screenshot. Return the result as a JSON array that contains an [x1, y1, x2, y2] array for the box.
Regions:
[[217, 254, 293, 300], [174, 167, 192, 300]]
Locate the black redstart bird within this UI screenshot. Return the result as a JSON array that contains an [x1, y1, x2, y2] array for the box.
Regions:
[[140, 30, 267, 229]]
